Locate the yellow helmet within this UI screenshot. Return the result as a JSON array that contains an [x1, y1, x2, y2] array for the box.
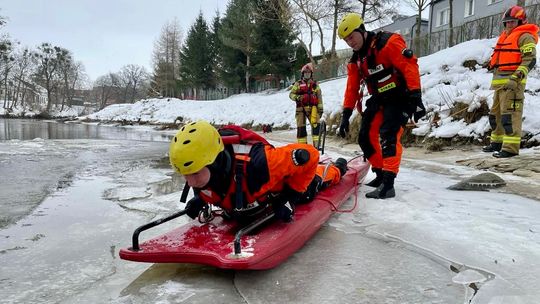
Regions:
[[169, 120, 224, 175], [338, 13, 364, 39]]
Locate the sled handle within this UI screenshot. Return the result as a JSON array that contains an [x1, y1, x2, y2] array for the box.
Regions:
[[234, 213, 275, 254], [131, 209, 188, 251]]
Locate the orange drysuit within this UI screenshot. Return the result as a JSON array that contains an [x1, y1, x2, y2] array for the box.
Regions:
[[343, 31, 421, 174]]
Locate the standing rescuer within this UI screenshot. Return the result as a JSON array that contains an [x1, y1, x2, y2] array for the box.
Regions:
[[483, 5, 538, 158], [289, 63, 324, 147], [337, 13, 425, 199]]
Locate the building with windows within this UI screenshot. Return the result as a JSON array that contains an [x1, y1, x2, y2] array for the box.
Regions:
[[373, 15, 429, 50], [429, 0, 514, 33]]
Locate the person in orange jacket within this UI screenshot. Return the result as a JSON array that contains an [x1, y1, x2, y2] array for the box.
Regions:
[[337, 13, 425, 199], [482, 5, 538, 158], [168, 120, 348, 222]]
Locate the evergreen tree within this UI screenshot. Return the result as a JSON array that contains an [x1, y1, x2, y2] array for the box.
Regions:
[[252, 0, 296, 84], [208, 11, 223, 88], [219, 0, 257, 91], [179, 12, 214, 98]]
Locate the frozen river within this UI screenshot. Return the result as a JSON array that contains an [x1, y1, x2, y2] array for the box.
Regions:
[[1, 119, 539, 303]]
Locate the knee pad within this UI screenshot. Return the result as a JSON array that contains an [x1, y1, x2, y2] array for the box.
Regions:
[[380, 132, 398, 158], [501, 114, 513, 134], [358, 131, 375, 158], [297, 127, 307, 138], [381, 139, 397, 157], [488, 114, 497, 130]]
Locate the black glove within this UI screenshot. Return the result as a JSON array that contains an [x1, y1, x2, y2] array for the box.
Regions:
[[339, 108, 353, 138], [297, 175, 322, 204], [273, 201, 294, 222], [185, 197, 205, 219], [407, 91, 426, 123]]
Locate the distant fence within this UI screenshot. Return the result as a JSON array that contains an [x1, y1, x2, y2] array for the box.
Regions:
[[185, 4, 540, 100], [415, 3, 540, 56]]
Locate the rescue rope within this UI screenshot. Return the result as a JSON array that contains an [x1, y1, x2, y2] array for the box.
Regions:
[[319, 158, 361, 214]]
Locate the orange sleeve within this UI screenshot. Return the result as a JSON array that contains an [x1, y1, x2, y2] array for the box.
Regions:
[[386, 35, 421, 91], [316, 165, 341, 186], [343, 62, 361, 109], [256, 144, 319, 196]]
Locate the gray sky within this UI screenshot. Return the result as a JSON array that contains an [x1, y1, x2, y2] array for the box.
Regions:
[[0, 0, 228, 81]]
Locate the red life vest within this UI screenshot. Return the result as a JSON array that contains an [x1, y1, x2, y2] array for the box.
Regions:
[[197, 125, 272, 212], [489, 24, 539, 71], [297, 81, 319, 105]]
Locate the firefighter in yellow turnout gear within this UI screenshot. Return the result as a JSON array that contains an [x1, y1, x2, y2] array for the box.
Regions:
[[484, 5, 538, 158], [289, 63, 323, 147]]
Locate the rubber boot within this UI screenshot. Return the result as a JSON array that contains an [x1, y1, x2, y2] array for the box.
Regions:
[[365, 168, 383, 188], [482, 142, 502, 153], [366, 171, 396, 199]]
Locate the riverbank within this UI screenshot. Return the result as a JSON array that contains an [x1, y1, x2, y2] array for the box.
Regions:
[[266, 129, 540, 202]]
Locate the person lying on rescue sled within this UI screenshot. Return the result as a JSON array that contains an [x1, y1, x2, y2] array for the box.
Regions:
[[169, 120, 348, 223]]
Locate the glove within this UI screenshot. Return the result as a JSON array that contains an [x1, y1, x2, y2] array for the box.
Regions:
[[297, 176, 322, 204], [339, 108, 353, 138], [295, 94, 306, 106], [407, 91, 426, 123], [273, 201, 294, 222], [184, 197, 205, 219], [503, 74, 519, 91]]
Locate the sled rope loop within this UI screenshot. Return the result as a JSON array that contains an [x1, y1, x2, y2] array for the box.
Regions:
[[318, 159, 360, 213]]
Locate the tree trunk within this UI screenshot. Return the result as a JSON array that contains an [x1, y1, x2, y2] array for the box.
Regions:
[[245, 54, 251, 92], [449, 0, 454, 47]]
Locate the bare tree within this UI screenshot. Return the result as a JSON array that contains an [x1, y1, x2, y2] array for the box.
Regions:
[[11, 47, 37, 109], [34, 43, 72, 112], [119, 64, 149, 103], [93, 73, 120, 110], [328, 0, 357, 57], [152, 19, 183, 97], [357, 0, 398, 25], [291, 0, 335, 58], [0, 37, 15, 108], [262, 0, 397, 63], [407, 0, 430, 53]]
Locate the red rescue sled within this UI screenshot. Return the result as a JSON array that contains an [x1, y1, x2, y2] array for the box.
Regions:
[[119, 156, 369, 270]]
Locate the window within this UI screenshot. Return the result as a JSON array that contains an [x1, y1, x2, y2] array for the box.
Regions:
[[437, 8, 450, 26], [465, 0, 475, 17]]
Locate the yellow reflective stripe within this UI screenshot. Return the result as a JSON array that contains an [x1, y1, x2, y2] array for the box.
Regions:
[[378, 82, 396, 93], [516, 66, 529, 76], [491, 78, 527, 85], [490, 134, 504, 142], [520, 42, 536, 53], [503, 135, 521, 144], [511, 102, 523, 110], [312, 135, 319, 141], [297, 137, 307, 143]]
